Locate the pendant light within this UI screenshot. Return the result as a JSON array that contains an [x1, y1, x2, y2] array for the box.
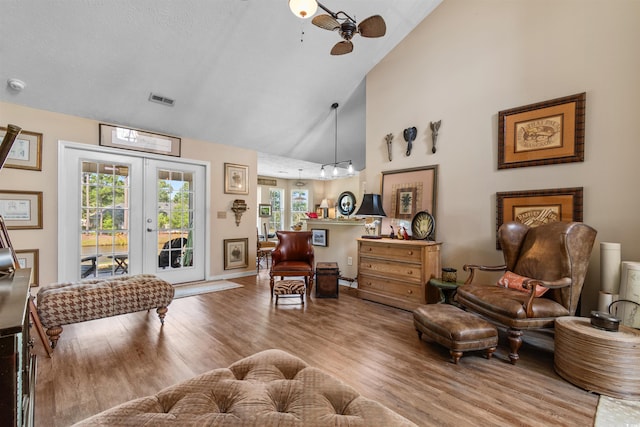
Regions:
[[320, 103, 354, 178]]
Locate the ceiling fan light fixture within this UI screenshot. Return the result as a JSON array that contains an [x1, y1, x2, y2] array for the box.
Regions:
[[289, 0, 318, 19]]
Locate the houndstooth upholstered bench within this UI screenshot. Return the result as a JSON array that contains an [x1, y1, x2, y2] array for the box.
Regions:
[[73, 348, 417, 426], [37, 274, 174, 349]]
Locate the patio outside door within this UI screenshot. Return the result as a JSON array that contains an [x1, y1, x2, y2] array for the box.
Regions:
[[59, 143, 207, 284]]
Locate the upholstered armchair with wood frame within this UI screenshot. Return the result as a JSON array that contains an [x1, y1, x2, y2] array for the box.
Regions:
[[455, 221, 597, 364], [270, 231, 314, 296]]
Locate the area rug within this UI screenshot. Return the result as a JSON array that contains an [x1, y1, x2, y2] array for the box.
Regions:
[[594, 395, 640, 426], [174, 280, 243, 299]]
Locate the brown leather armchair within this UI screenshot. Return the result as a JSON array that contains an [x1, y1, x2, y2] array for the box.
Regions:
[[270, 231, 315, 296], [455, 221, 597, 364]]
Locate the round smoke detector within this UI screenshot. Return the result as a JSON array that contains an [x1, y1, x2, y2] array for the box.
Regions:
[[7, 78, 26, 91]]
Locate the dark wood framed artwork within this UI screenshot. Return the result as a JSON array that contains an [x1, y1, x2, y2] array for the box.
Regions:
[[311, 229, 328, 247], [496, 187, 583, 249], [223, 238, 249, 270], [381, 165, 438, 237], [498, 93, 586, 169]]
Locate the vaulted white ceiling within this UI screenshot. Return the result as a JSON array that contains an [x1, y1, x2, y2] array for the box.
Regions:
[[0, 0, 441, 180]]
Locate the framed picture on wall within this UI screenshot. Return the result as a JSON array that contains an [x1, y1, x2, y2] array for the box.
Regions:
[[224, 163, 249, 195], [15, 249, 39, 287], [311, 229, 328, 247], [223, 238, 248, 270], [99, 123, 181, 157], [498, 93, 586, 169], [381, 165, 438, 237], [496, 187, 583, 249], [258, 204, 272, 218], [0, 190, 43, 229], [0, 127, 43, 171]]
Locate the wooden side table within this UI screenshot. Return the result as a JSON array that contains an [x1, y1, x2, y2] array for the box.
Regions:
[[554, 316, 640, 399], [428, 278, 462, 305]]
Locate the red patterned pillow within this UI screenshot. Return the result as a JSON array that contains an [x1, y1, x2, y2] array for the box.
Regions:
[[497, 271, 548, 297]]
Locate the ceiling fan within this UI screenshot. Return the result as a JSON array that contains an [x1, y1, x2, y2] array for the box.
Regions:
[[311, 2, 386, 55]]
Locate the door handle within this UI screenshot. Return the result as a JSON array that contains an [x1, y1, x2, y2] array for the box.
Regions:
[[147, 228, 155, 232]]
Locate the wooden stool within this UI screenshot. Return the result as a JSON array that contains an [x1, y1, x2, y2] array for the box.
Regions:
[[413, 304, 497, 364], [273, 280, 305, 305]]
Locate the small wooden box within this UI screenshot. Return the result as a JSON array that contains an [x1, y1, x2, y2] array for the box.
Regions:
[[316, 262, 339, 298]]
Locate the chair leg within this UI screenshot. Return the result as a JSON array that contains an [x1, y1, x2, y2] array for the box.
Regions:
[[507, 328, 523, 364], [269, 274, 275, 295], [307, 275, 314, 297]]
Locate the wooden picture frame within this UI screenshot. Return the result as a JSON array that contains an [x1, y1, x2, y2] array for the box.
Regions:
[[498, 93, 586, 169], [258, 204, 272, 218], [496, 187, 583, 249], [0, 127, 43, 171], [224, 163, 249, 195], [381, 165, 438, 237], [223, 238, 248, 270], [15, 249, 39, 287], [99, 123, 181, 157], [0, 190, 43, 229], [311, 229, 328, 247]]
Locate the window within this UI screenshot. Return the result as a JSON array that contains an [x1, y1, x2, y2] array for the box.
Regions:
[[269, 188, 284, 233], [291, 189, 309, 228]]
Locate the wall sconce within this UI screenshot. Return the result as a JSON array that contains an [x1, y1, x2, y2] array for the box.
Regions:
[[231, 199, 248, 227]]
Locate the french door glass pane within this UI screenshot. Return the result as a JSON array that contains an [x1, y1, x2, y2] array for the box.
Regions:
[[80, 161, 130, 278], [157, 169, 194, 269]]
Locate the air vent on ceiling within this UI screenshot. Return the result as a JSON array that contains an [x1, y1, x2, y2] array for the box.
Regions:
[[148, 93, 175, 107]]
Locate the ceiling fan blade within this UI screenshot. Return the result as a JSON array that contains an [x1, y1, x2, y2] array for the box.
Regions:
[[358, 15, 386, 38], [330, 41, 353, 55], [312, 14, 340, 31]]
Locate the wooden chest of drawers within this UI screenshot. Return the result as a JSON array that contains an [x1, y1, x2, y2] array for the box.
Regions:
[[357, 238, 441, 311]]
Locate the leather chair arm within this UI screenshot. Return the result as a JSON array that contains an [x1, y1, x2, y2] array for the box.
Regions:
[[271, 248, 283, 264], [522, 277, 572, 317], [463, 264, 507, 284]]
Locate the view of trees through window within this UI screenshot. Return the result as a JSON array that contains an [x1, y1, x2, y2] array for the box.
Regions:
[[291, 189, 309, 227], [269, 188, 283, 233]]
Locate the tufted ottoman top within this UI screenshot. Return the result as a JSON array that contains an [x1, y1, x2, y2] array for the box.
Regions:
[[73, 349, 417, 426]]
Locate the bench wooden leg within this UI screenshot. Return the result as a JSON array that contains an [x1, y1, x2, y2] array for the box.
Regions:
[[156, 307, 168, 325], [46, 326, 63, 349]]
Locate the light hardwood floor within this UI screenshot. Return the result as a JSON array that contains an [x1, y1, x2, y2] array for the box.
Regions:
[[32, 271, 598, 426]]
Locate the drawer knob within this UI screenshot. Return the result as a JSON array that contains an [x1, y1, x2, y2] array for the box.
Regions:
[[407, 289, 413, 294], [407, 250, 413, 255], [407, 270, 412, 275]]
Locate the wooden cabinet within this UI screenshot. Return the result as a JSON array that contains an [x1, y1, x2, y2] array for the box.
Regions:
[[0, 268, 36, 427], [357, 238, 441, 311]]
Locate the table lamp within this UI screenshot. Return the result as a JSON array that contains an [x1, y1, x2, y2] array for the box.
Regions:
[[355, 194, 386, 239]]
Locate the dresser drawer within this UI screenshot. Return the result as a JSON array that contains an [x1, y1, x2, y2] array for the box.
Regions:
[[359, 241, 423, 263], [358, 274, 423, 303], [359, 257, 422, 284]]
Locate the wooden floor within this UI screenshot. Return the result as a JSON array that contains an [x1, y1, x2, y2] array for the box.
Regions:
[[32, 271, 598, 426]]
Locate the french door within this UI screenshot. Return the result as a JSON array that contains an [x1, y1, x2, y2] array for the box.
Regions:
[[58, 142, 207, 284]]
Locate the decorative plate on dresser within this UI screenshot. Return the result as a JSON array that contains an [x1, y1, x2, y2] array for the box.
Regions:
[[411, 211, 435, 240]]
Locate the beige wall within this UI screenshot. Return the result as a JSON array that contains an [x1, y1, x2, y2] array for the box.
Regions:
[[0, 101, 258, 285], [365, 0, 640, 314]]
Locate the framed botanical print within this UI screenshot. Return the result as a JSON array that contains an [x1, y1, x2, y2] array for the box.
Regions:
[[223, 238, 248, 270], [224, 163, 249, 195]]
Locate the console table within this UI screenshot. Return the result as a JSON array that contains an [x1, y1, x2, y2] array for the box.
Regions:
[[357, 238, 441, 311], [0, 268, 36, 426]]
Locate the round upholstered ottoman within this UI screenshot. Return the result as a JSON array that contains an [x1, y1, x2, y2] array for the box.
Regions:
[[273, 280, 305, 305], [413, 304, 498, 364]]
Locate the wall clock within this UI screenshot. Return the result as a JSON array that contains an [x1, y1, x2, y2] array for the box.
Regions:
[[337, 191, 357, 216]]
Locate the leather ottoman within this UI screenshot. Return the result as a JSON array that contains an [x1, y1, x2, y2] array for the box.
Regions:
[[413, 304, 498, 364]]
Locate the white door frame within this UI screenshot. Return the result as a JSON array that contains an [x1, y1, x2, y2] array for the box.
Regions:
[[57, 140, 211, 283]]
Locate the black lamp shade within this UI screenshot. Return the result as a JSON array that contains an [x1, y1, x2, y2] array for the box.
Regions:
[[355, 194, 386, 217]]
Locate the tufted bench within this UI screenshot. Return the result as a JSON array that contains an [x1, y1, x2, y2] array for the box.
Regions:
[[73, 348, 417, 426], [413, 304, 498, 364], [37, 274, 174, 349]]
